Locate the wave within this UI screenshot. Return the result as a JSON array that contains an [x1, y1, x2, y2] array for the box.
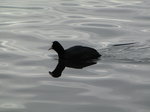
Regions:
[[100, 41, 150, 63]]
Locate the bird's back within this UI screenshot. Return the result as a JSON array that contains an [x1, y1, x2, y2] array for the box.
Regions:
[[64, 46, 101, 60]]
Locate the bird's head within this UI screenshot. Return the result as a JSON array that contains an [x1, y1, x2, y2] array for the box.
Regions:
[[49, 41, 60, 50], [48, 41, 65, 58]]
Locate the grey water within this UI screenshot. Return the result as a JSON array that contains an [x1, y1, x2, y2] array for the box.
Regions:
[[0, 0, 150, 112]]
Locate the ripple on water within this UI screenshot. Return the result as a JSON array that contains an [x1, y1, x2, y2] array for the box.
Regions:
[[0, 5, 43, 9], [66, 67, 111, 80], [109, 0, 142, 6], [0, 32, 47, 54], [0, 5, 44, 18], [134, 16, 150, 21], [66, 15, 86, 19], [0, 4, 63, 30], [101, 43, 150, 64], [0, 103, 25, 109], [60, 3, 80, 6], [142, 29, 150, 32], [79, 22, 120, 28], [40, 29, 91, 41]]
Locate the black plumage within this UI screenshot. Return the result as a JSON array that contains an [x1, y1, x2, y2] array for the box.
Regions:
[[49, 41, 101, 78], [49, 41, 101, 60]]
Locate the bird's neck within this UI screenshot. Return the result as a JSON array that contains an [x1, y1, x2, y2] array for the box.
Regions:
[[54, 45, 65, 59]]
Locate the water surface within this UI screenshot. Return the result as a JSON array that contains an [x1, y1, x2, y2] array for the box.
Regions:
[[0, 0, 150, 112]]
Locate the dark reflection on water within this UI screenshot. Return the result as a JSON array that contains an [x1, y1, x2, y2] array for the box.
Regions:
[[49, 58, 99, 78]]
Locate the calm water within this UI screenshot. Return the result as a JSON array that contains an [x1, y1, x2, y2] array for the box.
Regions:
[[0, 0, 150, 112]]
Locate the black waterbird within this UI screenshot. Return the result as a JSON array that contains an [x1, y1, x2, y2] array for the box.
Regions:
[[49, 41, 101, 78]]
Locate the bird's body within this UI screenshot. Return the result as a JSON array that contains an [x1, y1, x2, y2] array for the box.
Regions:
[[49, 41, 101, 61], [64, 46, 101, 61]]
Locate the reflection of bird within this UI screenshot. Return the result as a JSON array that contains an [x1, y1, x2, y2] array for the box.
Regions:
[[49, 41, 101, 78]]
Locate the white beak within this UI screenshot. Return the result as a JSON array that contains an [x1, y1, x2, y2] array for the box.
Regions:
[[48, 47, 52, 50]]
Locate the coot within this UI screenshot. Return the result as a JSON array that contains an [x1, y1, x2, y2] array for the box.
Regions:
[[49, 41, 101, 61], [49, 41, 101, 78]]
